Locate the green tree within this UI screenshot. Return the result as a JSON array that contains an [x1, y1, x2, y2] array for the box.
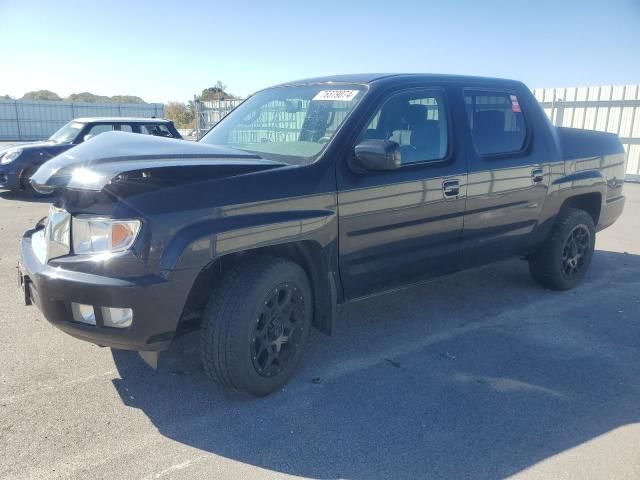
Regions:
[[164, 101, 194, 128], [66, 92, 147, 103], [21, 90, 61, 101], [109, 95, 146, 104], [66, 92, 111, 103], [200, 81, 234, 101], [0, 94, 12, 100]]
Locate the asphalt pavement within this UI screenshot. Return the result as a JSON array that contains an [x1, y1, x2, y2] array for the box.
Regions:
[[0, 185, 639, 480]]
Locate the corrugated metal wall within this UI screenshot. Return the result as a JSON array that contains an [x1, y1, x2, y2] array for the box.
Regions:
[[0, 100, 164, 141], [532, 85, 640, 180]]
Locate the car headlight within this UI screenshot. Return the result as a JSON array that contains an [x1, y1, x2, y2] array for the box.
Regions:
[[72, 216, 141, 254], [0, 148, 22, 164]]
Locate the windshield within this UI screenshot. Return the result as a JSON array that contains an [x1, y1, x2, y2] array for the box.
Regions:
[[200, 85, 366, 165], [48, 121, 84, 144]]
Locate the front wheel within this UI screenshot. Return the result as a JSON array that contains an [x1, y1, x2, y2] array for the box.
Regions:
[[21, 168, 54, 198], [200, 257, 312, 396], [528, 208, 596, 290]]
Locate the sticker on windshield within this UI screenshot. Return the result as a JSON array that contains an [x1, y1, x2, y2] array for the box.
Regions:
[[313, 90, 359, 102]]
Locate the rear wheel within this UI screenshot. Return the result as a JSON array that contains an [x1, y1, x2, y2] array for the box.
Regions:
[[528, 208, 596, 290], [200, 257, 312, 396]]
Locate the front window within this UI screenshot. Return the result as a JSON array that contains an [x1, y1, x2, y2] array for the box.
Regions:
[[359, 90, 449, 164], [48, 122, 85, 144], [200, 85, 366, 165]]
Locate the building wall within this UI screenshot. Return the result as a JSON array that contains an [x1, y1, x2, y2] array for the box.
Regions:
[[0, 100, 164, 141]]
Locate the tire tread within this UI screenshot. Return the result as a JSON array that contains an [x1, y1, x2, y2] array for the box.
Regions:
[[529, 207, 595, 290], [200, 256, 307, 395]]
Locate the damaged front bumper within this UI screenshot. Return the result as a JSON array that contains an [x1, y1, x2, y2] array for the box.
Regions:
[[19, 226, 198, 356]]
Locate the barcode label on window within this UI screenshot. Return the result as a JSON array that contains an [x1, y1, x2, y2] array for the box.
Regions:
[[313, 90, 359, 102]]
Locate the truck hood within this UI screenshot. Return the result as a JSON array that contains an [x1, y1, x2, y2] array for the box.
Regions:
[[30, 131, 287, 192]]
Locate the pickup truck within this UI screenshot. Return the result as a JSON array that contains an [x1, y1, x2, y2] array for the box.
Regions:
[[19, 74, 626, 397], [0, 117, 182, 195]]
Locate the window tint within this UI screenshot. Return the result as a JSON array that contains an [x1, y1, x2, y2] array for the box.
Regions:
[[140, 124, 172, 137], [360, 91, 448, 164], [465, 91, 526, 156], [116, 124, 133, 132]]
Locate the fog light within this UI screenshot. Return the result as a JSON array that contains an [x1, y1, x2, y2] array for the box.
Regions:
[[102, 307, 133, 328], [71, 303, 96, 325]]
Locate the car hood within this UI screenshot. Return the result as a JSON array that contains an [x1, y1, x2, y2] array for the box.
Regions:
[[0, 140, 56, 153], [30, 131, 287, 192]]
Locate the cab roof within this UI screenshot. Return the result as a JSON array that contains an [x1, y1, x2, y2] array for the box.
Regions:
[[275, 73, 525, 89]]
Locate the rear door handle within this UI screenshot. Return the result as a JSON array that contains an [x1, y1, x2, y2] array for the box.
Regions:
[[442, 180, 459, 198], [531, 168, 544, 183]]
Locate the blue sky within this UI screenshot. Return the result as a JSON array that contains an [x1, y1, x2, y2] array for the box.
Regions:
[[0, 0, 638, 103]]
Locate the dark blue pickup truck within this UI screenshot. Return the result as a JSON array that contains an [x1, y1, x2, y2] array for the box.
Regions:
[[19, 74, 626, 396], [0, 117, 181, 195]]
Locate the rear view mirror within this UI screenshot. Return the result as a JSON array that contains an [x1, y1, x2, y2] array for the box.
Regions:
[[350, 139, 401, 172]]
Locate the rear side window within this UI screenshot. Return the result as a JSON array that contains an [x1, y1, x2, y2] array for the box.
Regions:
[[464, 90, 527, 156], [140, 124, 172, 137], [360, 91, 448, 164]]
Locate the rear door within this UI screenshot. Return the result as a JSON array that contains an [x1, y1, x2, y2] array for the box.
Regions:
[[461, 87, 550, 268], [337, 86, 468, 299]]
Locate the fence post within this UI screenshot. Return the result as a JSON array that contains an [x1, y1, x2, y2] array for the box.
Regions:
[[194, 96, 201, 140], [555, 100, 564, 127], [13, 100, 22, 140]]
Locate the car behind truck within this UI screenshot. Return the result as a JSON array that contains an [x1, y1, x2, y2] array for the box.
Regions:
[[0, 117, 181, 196], [20, 74, 626, 396]]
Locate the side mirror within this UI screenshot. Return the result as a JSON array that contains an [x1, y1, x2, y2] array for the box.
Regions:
[[83, 134, 95, 143], [350, 139, 401, 172]]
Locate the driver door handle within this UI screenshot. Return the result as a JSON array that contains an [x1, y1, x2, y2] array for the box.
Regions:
[[442, 180, 460, 198], [531, 168, 544, 183]]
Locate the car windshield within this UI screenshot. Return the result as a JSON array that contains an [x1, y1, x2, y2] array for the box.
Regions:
[[48, 122, 85, 144], [200, 85, 366, 165]]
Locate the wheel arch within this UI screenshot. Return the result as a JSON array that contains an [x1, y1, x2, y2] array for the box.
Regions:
[[179, 240, 338, 337], [560, 192, 602, 225]]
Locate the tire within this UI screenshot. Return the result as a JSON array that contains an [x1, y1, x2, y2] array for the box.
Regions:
[[21, 168, 54, 198], [528, 208, 596, 290], [200, 256, 312, 397]]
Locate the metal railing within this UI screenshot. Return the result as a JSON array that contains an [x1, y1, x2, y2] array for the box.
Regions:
[[194, 99, 243, 139]]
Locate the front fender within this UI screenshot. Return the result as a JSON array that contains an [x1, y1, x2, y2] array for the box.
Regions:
[[161, 209, 337, 271]]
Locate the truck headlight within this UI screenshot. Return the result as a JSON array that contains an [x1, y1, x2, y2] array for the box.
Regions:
[[0, 148, 22, 164], [72, 217, 141, 254]]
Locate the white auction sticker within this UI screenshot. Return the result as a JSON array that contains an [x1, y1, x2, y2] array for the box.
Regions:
[[312, 90, 359, 102]]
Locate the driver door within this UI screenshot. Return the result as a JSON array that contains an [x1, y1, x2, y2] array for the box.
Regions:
[[337, 86, 468, 299]]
